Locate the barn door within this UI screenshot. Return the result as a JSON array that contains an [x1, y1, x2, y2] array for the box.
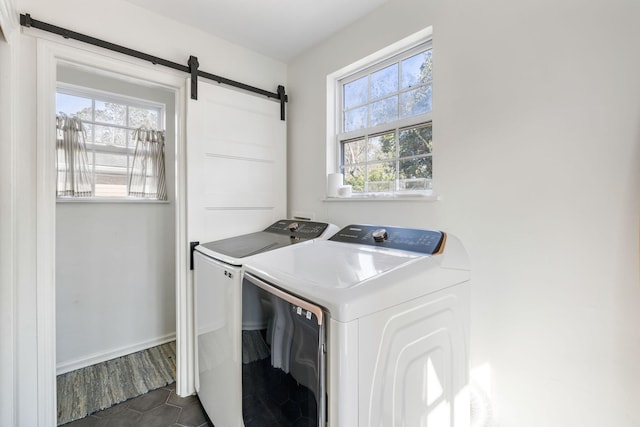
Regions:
[[187, 82, 286, 244], [184, 79, 286, 425]]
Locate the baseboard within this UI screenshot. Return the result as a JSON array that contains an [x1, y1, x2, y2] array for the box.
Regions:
[[56, 333, 176, 375]]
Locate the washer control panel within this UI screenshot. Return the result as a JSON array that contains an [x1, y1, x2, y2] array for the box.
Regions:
[[330, 224, 444, 254], [264, 219, 330, 239]]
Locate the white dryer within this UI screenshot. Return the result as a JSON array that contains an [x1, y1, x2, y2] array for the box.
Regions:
[[193, 219, 338, 427], [240, 224, 471, 427]]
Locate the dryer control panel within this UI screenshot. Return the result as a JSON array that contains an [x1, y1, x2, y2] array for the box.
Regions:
[[264, 219, 330, 239], [330, 224, 444, 255]]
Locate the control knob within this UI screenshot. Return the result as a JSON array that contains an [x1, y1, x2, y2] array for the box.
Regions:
[[372, 228, 388, 242]]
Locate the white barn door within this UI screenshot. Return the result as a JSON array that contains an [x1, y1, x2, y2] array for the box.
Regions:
[[187, 82, 286, 244], [181, 79, 286, 416]]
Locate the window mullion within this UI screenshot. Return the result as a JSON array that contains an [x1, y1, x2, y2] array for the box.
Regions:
[[364, 162, 369, 192], [125, 107, 130, 195], [91, 101, 96, 196], [395, 60, 401, 192], [366, 74, 371, 129], [395, 127, 400, 191]]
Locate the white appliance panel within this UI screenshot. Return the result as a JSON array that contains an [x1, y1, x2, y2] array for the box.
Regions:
[[357, 287, 470, 427], [194, 252, 243, 427], [327, 318, 360, 427]]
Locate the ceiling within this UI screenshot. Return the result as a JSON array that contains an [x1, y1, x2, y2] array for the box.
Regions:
[[124, 0, 388, 62]]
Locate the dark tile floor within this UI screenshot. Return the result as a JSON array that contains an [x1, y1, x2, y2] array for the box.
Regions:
[[61, 383, 213, 427]]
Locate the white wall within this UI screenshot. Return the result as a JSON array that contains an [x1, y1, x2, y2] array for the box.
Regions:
[[56, 203, 176, 370], [287, 0, 640, 426], [7, 0, 287, 425], [55, 66, 177, 372]]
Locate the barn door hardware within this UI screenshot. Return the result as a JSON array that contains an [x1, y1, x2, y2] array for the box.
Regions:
[[188, 56, 199, 100], [190, 241, 200, 271], [19, 13, 288, 120]]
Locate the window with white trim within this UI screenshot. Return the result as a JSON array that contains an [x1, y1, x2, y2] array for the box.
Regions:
[[56, 84, 165, 199], [336, 39, 433, 195]]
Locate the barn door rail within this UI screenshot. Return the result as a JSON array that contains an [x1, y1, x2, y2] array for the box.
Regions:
[[19, 13, 288, 120]]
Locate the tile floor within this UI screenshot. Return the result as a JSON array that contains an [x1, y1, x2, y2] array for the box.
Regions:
[[60, 383, 213, 427]]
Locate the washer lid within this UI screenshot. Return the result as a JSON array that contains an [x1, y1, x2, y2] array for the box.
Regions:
[[194, 219, 336, 265], [197, 231, 299, 262], [253, 241, 423, 290]]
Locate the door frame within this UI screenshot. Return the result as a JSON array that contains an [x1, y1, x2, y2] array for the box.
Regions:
[[36, 38, 192, 426], [0, 2, 18, 427]]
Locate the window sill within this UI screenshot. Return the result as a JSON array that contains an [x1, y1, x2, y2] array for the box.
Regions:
[[323, 192, 440, 202], [56, 197, 170, 204]]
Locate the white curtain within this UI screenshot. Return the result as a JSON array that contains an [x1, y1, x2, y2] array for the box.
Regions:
[[128, 128, 167, 200], [56, 114, 92, 197]]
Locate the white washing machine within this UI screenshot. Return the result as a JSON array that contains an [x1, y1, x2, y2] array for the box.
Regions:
[[240, 224, 471, 427], [193, 219, 339, 427]]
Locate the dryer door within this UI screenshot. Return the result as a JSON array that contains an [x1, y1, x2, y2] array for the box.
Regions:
[[194, 252, 243, 426], [242, 273, 326, 427]]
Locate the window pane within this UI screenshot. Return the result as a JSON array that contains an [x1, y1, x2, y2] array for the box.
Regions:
[[129, 106, 160, 129], [342, 138, 367, 166], [399, 84, 432, 118], [344, 106, 367, 132], [84, 124, 94, 144], [93, 126, 127, 147], [368, 133, 395, 161], [366, 161, 396, 192], [56, 93, 93, 119], [399, 125, 432, 157], [94, 125, 114, 145], [399, 177, 431, 191], [399, 156, 432, 180], [342, 165, 365, 192], [95, 174, 127, 197], [370, 64, 398, 100], [369, 96, 398, 127], [113, 128, 127, 147], [95, 101, 126, 125], [95, 152, 128, 169], [343, 76, 368, 109], [402, 50, 432, 89]]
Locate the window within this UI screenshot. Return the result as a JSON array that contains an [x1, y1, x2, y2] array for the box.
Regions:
[[336, 38, 433, 195], [56, 84, 165, 199]]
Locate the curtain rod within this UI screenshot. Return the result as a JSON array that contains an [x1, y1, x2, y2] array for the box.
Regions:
[[19, 13, 288, 120]]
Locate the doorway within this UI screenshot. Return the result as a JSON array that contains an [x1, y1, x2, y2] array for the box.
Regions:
[[54, 64, 177, 423], [36, 39, 191, 426]]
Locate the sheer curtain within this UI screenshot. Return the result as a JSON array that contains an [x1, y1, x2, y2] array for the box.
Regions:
[[128, 128, 167, 200], [56, 114, 93, 197]]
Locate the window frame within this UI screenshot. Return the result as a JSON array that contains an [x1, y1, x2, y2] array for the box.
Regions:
[[56, 83, 167, 201], [331, 31, 435, 199]]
